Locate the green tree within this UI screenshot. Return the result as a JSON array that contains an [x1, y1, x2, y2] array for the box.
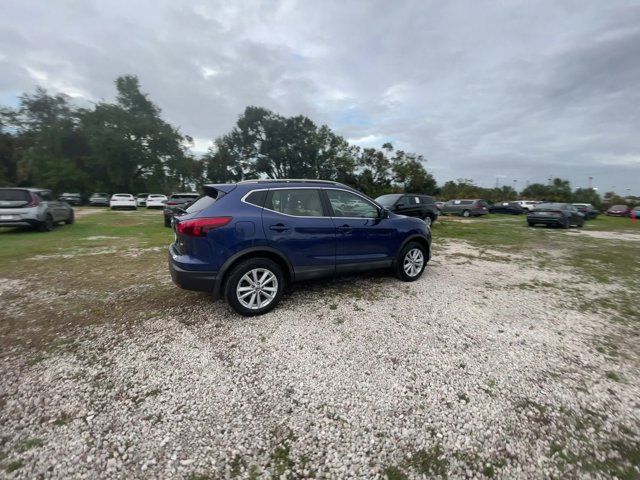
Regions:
[[572, 188, 601, 209], [206, 106, 358, 184], [82, 75, 192, 193]]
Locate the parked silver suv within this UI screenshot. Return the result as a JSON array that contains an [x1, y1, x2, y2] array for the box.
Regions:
[[441, 199, 489, 217], [0, 188, 74, 231]]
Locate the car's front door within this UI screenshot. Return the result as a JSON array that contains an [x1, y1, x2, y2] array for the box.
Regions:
[[323, 189, 397, 273], [262, 188, 336, 281]]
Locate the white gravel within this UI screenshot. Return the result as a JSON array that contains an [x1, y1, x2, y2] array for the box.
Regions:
[[1, 242, 639, 479]]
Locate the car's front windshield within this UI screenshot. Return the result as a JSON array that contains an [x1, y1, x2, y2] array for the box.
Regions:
[[375, 194, 401, 207]]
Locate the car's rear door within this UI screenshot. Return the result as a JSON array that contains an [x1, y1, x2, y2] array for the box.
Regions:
[[262, 188, 336, 280], [323, 188, 397, 273]]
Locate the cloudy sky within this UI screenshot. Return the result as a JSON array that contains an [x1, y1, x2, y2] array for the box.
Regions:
[[1, 0, 639, 194]]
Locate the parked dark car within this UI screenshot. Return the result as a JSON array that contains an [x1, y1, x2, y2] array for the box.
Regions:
[[527, 203, 585, 228], [89, 193, 110, 206], [163, 192, 199, 227], [168, 179, 431, 316], [375, 193, 439, 226], [572, 203, 598, 220], [606, 205, 631, 217], [440, 199, 489, 217], [0, 188, 74, 231], [136, 193, 150, 207], [59, 192, 83, 205], [489, 201, 525, 215]]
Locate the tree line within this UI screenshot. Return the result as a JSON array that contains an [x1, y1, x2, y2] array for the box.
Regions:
[[0, 75, 631, 209]]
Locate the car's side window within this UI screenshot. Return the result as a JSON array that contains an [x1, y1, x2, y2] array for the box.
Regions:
[[244, 190, 267, 207], [266, 189, 324, 217], [39, 192, 53, 201], [326, 189, 378, 218]]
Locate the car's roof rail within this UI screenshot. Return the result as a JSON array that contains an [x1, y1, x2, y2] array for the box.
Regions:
[[239, 178, 342, 185]]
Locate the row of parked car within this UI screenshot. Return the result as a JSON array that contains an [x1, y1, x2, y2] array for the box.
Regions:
[[86, 192, 200, 227]]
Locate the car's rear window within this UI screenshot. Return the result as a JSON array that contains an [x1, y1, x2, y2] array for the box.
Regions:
[[185, 194, 218, 213], [0, 189, 31, 202]]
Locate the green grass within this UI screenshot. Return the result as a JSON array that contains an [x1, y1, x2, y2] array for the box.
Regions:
[[0, 207, 171, 262]]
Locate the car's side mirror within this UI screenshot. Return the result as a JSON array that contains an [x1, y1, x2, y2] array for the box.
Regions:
[[378, 207, 388, 219]]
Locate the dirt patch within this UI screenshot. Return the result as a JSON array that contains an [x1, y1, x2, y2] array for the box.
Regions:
[[568, 230, 640, 242]]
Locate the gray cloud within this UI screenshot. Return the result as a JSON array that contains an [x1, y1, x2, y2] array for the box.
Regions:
[[1, 0, 638, 193]]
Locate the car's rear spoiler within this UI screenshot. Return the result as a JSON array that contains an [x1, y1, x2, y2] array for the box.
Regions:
[[202, 184, 237, 198]]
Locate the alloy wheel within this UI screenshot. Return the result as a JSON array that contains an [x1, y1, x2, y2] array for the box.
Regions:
[[236, 268, 279, 310], [403, 248, 424, 278]]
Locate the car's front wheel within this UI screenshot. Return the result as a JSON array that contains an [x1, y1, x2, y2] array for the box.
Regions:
[[65, 210, 75, 225], [462, 210, 470, 218], [395, 242, 427, 282], [423, 214, 434, 227], [225, 258, 285, 316]]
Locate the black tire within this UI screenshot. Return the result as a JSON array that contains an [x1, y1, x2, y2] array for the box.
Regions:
[[423, 214, 434, 227], [395, 241, 427, 282], [65, 210, 75, 225], [225, 258, 285, 316], [462, 210, 470, 218], [164, 216, 172, 228], [528, 222, 535, 227], [561, 218, 570, 229], [38, 214, 54, 232]]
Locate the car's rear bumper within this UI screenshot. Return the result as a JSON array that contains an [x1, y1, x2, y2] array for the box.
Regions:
[[0, 220, 39, 228], [528, 216, 563, 225], [168, 247, 217, 294]]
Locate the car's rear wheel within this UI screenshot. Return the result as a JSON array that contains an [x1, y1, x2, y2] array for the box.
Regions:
[[39, 214, 54, 232], [164, 216, 172, 228], [462, 210, 470, 218], [65, 210, 75, 225], [423, 214, 433, 226], [561, 218, 570, 229], [225, 258, 285, 316], [395, 242, 427, 282]]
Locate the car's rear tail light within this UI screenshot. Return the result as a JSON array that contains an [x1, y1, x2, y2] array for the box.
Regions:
[[176, 217, 232, 237], [26, 192, 40, 207], [166, 201, 177, 206]]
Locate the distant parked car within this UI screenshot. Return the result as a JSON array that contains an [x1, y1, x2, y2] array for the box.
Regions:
[[146, 194, 168, 209], [59, 192, 83, 206], [375, 194, 439, 226], [527, 203, 585, 228], [606, 205, 631, 217], [489, 201, 525, 215], [110, 194, 137, 210], [136, 193, 150, 207], [631, 206, 640, 219], [163, 192, 199, 227], [0, 188, 74, 231], [572, 203, 598, 220], [89, 193, 110, 206], [514, 200, 540, 211], [441, 199, 489, 217]]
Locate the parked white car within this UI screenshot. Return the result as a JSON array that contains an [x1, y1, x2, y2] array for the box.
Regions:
[[146, 194, 168, 209], [136, 193, 150, 207], [110, 194, 137, 210], [514, 200, 540, 211]]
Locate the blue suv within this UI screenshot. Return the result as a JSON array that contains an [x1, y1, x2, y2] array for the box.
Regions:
[[168, 180, 431, 316]]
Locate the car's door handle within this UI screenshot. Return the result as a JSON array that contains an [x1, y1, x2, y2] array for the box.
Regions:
[[337, 224, 352, 232], [269, 223, 289, 232]]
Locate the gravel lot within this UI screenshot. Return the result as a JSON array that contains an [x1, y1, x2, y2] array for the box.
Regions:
[[1, 223, 639, 479]]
